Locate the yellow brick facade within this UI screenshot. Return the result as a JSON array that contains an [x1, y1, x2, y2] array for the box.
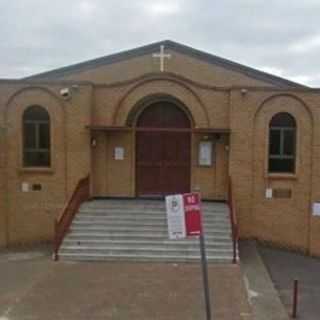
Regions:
[[0, 41, 319, 256]]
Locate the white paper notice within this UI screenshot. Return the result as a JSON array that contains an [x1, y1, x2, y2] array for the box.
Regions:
[[165, 194, 186, 240], [199, 141, 212, 166], [21, 182, 29, 192], [312, 202, 320, 216], [266, 188, 273, 199], [114, 147, 124, 160]]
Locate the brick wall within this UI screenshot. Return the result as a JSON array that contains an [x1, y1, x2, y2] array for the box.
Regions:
[[0, 82, 92, 246], [0, 49, 319, 257], [229, 89, 320, 254]]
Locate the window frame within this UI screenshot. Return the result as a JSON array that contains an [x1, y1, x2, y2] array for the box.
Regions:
[[268, 113, 296, 174], [22, 106, 51, 168]]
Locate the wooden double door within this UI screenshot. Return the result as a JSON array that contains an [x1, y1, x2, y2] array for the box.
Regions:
[[136, 102, 191, 197]]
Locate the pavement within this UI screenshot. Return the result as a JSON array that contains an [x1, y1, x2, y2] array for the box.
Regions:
[[239, 241, 290, 320], [0, 245, 252, 320], [259, 244, 320, 320]]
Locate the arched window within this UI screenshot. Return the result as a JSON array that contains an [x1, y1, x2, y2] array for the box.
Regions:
[[23, 106, 50, 167], [269, 112, 296, 173]]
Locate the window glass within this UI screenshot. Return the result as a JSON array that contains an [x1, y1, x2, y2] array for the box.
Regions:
[[283, 130, 295, 156], [270, 112, 296, 127], [24, 106, 49, 121], [39, 123, 50, 149], [269, 158, 295, 173], [24, 151, 50, 167], [269, 130, 281, 155], [269, 113, 296, 173], [23, 106, 50, 167], [23, 123, 37, 149]]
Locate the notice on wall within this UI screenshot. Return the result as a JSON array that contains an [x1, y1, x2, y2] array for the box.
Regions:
[[165, 195, 186, 240], [265, 188, 273, 199], [21, 182, 29, 192], [114, 147, 124, 160], [312, 202, 320, 217], [199, 141, 213, 166]]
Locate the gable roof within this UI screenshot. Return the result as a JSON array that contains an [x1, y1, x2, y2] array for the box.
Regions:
[[25, 40, 305, 88]]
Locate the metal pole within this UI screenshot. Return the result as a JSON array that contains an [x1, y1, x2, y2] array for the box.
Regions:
[[199, 233, 212, 320], [232, 236, 237, 264], [292, 279, 299, 318], [53, 219, 58, 261]]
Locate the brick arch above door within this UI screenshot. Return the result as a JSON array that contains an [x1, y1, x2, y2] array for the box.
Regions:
[[127, 93, 195, 128], [112, 77, 210, 127]]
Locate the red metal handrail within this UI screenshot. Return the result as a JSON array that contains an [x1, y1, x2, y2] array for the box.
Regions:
[[227, 176, 239, 264], [53, 175, 90, 261]]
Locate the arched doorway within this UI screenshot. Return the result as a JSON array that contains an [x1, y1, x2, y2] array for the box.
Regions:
[[136, 101, 191, 197]]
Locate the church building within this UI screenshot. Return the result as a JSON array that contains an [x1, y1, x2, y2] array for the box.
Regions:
[[0, 40, 319, 258]]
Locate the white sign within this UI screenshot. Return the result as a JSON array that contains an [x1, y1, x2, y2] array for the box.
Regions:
[[165, 195, 186, 240], [114, 147, 124, 160], [199, 141, 213, 166], [313, 202, 320, 216], [21, 182, 29, 192], [266, 188, 273, 199]]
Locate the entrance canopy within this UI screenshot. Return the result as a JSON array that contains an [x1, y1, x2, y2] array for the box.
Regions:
[[86, 126, 230, 134]]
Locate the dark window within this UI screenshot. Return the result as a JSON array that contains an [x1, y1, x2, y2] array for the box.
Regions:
[[268, 112, 296, 173], [23, 106, 50, 167]]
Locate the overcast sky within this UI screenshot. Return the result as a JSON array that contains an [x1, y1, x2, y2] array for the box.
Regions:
[[1, 0, 320, 86]]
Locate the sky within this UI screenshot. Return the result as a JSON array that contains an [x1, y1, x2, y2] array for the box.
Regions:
[[1, 0, 320, 86]]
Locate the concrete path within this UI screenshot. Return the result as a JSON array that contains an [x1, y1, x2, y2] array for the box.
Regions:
[[0, 246, 252, 320], [240, 241, 290, 320], [259, 245, 320, 320]]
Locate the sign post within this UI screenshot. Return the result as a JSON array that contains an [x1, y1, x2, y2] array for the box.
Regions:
[[166, 193, 212, 320], [183, 193, 212, 320], [199, 232, 212, 320]]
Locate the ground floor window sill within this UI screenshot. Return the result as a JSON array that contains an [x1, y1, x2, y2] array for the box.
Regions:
[[266, 174, 297, 180], [19, 168, 55, 174]]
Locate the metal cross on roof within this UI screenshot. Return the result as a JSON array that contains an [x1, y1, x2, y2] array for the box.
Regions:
[[152, 45, 171, 72]]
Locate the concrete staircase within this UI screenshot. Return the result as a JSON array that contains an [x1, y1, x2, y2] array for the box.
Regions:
[[59, 199, 237, 263]]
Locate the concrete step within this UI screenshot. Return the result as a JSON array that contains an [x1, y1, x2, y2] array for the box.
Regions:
[[80, 201, 228, 210], [78, 209, 229, 217], [58, 252, 234, 263], [75, 213, 229, 221], [81, 200, 227, 210], [69, 225, 231, 235], [65, 232, 232, 242], [71, 220, 230, 229], [60, 245, 233, 254], [62, 239, 233, 249]]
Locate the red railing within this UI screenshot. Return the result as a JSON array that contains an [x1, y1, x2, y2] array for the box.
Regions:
[[227, 176, 239, 264], [53, 175, 90, 261]]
